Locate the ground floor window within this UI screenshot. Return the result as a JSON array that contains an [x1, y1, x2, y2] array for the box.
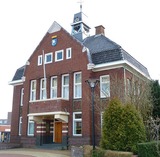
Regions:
[[19, 117, 22, 136], [73, 112, 82, 136], [28, 118, 34, 136]]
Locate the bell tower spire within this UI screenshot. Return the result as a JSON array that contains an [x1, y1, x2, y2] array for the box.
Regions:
[[71, 1, 90, 41], [78, 0, 83, 12]]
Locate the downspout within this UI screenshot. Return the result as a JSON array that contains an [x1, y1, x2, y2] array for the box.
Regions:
[[124, 67, 126, 103]]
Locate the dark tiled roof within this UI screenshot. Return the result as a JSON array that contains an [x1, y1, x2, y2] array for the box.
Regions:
[[12, 65, 25, 81], [83, 34, 121, 53], [83, 34, 150, 78]]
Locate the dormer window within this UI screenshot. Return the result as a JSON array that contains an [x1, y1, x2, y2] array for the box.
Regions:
[[55, 50, 63, 62]]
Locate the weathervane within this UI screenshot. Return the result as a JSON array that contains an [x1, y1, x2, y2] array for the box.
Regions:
[[77, 0, 84, 12]]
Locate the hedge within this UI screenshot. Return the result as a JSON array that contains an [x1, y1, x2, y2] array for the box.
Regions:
[[138, 141, 160, 157]]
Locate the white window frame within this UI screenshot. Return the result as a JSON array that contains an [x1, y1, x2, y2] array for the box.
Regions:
[[62, 74, 69, 99], [74, 72, 82, 99], [30, 80, 36, 101], [20, 88, 24, 106], [45, 52, 53, 64], [19, 117, 22, 136], [27, 118, 34, 136], [73, 112, 82, 136], [40, 78, 47, 100], [66, 48, 72, 59], [100, 75, 110, 98], [38, 55, 43, 65], [50, 76, 57, 99], [55, 50, 64, 62]]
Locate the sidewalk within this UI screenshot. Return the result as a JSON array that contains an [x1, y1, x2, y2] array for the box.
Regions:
[[0, 148, 71, 157]]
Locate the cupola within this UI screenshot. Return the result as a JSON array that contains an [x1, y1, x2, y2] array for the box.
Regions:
[[71, 4, 90, 41]]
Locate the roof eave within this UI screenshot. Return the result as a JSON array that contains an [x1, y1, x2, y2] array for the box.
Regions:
[[92, 60, 151, 80], [9, 77, 25, 86]]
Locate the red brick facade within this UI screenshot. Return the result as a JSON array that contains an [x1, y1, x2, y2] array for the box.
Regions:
[[10, 19, 149, 148]]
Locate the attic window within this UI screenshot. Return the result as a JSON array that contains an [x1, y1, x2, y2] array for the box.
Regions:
[[45, 53, 53, 64], [55, 50, 64, 62], [38, 55, 42, 66], [66, 48, 72, 59]]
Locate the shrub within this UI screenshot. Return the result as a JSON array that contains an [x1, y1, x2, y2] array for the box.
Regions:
[[138, 141, 160, 157], [100, 98, 146, 153]]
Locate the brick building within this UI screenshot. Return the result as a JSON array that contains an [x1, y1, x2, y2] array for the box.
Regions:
[[9, 7, 150, 148], [0, 112, 11, 142]]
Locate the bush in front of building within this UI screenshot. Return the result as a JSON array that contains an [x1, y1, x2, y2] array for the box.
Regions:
[[137, 141, 160, 157], [100, 98, 146, 154]]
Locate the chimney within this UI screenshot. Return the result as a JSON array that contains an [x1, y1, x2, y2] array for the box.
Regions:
[[95, 25, 105, 35]]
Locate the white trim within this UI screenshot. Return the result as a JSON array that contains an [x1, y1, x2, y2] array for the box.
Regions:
[[45, 52, 53, 64], [20, 88, 24, 106], [66, 48, 72, 59], [38, 55, 43, 66], [9, 79, 24, 86], [30, 80, 36, 101], [92, 60, 150, 79], [74, 72, 82, 99], [100, 75, 110, 98], [50, 76, 57, 99], [29, 97, 69, 103], [73, 112, 82, 136], [19, 117, 22, 136], [62, 74, 69, 99], [28, 111, 69, 117], [27, 118, 34, 136], [40, 78, 47, 100]]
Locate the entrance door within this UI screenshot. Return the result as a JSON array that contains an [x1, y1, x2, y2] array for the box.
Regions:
[[54, 122, 62, 143]]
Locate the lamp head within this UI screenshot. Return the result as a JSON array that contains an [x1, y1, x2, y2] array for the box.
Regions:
[[85, 79, 99, 88]]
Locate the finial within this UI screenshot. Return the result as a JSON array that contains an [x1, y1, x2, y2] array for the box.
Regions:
[[77, 0, 84, 12]]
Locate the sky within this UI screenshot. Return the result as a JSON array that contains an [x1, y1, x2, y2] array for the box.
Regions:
[[0, 0, 160, 118]]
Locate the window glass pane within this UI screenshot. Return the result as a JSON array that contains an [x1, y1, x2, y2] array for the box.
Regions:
[[74, 121, 82, 135], [63, 87, 69, 98], [75, 73, 81, 83], [75, 114, 82, 119], [100, 75, 110, 98], [28, 122, 34, 135], [52, 78, 57, 87], [75, 85, 81, 98], [57, 52, 62, 60], [64, 76, 69, 85], [46, 54, 51, 62]]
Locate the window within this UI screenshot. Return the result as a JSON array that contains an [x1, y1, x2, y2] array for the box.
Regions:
[[45, 53, 53, 64], [40, 78, 47, 100], [73, 112, 82, 136], [38, 55, 43, 65], [127, 79, 131, 95], [74, 72, 82, 98], [55, 50, 63, 61], [19, 117, 22, 136], [101, 112, 104, 130], [20, 88, 24, 106], [30, 80, 36, 101], [50, 76, 57, 99], [66, 48, 72, 59], [100, 75, 110, 98], [62, 74, 69, 99], [28, 118, 34, 136]]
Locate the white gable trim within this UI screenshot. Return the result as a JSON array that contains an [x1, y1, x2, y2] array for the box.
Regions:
[[48, 21, 62, 34]]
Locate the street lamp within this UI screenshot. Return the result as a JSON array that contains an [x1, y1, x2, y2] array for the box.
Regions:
[[85, 79, 99, 150]]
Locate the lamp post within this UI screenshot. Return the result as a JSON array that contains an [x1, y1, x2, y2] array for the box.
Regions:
[[85, 79, 99, 150]]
